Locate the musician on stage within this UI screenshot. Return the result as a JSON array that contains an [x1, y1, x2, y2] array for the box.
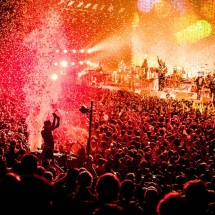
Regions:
[[141, 58, 149, 81], [195, 72, 205, 100], [128, 64, 136, 91], [95, 62, 104, 85], [209, 72, 215, 103], [118, 60, 126, 84], [157, 56, 167, 91]]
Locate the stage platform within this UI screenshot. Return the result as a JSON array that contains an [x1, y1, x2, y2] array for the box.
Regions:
[[94, 80, 212, 103]]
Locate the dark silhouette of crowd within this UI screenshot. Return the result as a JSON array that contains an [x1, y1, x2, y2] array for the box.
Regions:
[[0, 84, 214, 215]]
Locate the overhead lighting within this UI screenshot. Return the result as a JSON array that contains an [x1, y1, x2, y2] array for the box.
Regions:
[[51, 73, 58, 81], [77, 2, 84, 8], [108, 5, 114, 12], [61, 61, 68, 68], [92, 4, 98, 10], [68, 1, 75, 6], [58, 0, 65, 5], [100, 5, 105, 10], [84, 3, 91, 9], [118, 8, 125, 13]]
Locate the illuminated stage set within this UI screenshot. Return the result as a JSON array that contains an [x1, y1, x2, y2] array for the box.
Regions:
[[0, 0, 215, 152]]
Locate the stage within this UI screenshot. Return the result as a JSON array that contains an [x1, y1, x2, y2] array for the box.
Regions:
[[87, 78, 212, 104]]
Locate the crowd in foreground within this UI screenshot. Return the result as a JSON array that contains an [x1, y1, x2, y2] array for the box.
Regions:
[[0, 84, 214, 215]]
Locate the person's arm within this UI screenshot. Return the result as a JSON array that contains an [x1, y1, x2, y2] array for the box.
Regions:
[[52, 113, 60, 130], [157, 56, 162, 67]]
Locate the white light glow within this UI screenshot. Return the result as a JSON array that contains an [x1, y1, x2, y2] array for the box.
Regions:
[[85, 3, 91, 8], [51, 73, 58, 80], [61, 60, 68, 67]]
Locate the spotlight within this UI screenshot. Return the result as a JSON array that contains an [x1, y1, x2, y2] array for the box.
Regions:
[[51, 73, 58, 81], [61, 60, 68, 67], [79, 105, 90, 114]]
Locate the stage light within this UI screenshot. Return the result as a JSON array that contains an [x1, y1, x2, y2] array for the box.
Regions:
[[68, 1, 75, 6], [86, 60, 91, 65], [71, 62, 75, 66], [92, 4, 98, 10], [72, 49, 76, 53], [56, 49, 60, 53], [137, 0, 160, 13], [107, 5, 114, 12], [79, 61, 84, 65], [87, 49, 92, 53], [54, 62, 58, 66], [85, 3, 91, 9], [77, 2, 84, 8], [61, 60, 68, 67], [58, 0, 65, 5], [63, 49, 68, 53], [51, 73, 58, 81], [80, 49, 85, 53], [118, 8, 125, 13], [175, 20, 212, 44], [77, 72, 82, 77], [100, 5, 105, 10]]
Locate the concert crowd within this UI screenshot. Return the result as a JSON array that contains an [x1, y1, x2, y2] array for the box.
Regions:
[[0, 83, 214, 215]]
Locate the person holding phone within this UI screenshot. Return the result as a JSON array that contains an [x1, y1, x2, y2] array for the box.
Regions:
[[41, 112, 60, 162]]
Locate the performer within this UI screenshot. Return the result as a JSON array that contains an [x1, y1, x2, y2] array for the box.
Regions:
[[41, 112, 60, 161], [195, 72, 205, 100], [209, 72, 215, 103], [157, 56, 167, 91], [95, 62, 103, 86], [118, 60, 126, 84], [151, 67, 159, 91], [128, 64, 136, 91], [172, 68, 181, 89], [141, 58, 149, 80]]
